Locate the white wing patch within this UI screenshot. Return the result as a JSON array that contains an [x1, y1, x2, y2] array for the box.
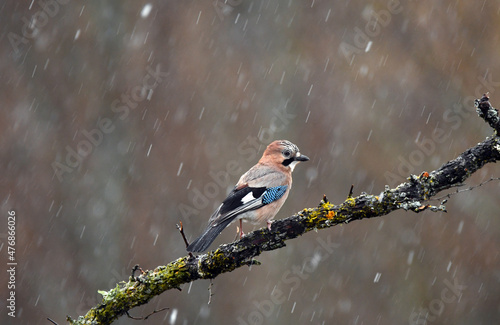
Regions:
[[241, 191, 256, 204]]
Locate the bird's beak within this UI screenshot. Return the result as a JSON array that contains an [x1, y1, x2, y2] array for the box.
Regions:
[[294, 152, 310, 162]]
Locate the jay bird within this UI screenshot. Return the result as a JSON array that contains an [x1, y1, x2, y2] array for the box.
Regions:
[[187, 140, 309, 252]]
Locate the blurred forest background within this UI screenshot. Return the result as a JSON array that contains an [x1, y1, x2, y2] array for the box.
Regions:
[[1, 1, 500, 324]]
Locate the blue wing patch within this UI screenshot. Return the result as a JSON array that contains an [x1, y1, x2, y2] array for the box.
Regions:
[[262, 185, 288, 205]]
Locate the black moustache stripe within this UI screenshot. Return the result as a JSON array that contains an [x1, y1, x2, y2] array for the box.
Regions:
[[282, 157, 294, 166]]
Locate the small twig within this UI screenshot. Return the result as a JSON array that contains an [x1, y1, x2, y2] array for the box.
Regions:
[[131, 264, 146, 282], [47, 318, 59, 325], [430, 177, 500, 202], [347, 184, 354, 198], [475, 93, 500, 134], [177, 222, 193, 257], [208, 279, 214, 305], [243, 259, 261, 267], [131, 264, 139, 279], [126, 307, 169, 320], [176, 222, 189, 247]]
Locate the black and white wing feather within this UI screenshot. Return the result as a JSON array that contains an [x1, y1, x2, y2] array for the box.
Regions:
[[186, 184, 287, 252]]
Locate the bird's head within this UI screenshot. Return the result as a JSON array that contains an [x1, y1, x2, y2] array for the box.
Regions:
[[262, 140, 310, 171]]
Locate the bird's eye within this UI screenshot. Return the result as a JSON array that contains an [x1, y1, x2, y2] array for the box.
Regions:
[[283, 149, 292, 158]]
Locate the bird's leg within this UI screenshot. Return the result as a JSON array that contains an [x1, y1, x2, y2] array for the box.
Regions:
[[239, 219, 245, 238], [235, 219, 245, 240], [267, 220, 273, 231]]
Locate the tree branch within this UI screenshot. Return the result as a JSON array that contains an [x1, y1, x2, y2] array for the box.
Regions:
[[66, 95, 500, 325]]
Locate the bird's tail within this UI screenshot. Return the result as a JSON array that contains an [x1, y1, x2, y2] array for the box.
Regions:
[[186, 218, 234, 252]]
